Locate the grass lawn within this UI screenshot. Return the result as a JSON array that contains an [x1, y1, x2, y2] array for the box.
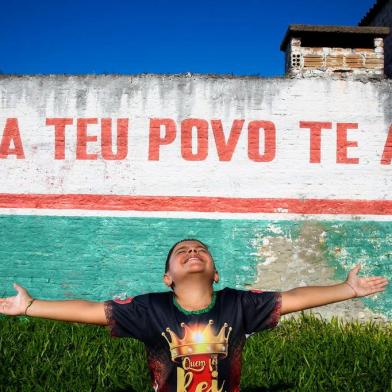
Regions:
[[1, 314, 391, 391]]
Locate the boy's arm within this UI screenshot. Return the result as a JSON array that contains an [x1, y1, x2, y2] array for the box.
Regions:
[[280, 264, 389, 316], [0, 283, 108, 325]]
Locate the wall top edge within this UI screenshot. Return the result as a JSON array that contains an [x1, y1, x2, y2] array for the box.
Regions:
[[0, 73, 287, 81], [0, 73, 391, 84]]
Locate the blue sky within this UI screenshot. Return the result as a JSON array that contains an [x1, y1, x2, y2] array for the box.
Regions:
[[0, 0, 376, 76]]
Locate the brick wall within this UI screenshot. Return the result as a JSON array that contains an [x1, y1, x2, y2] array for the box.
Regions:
[[288, 42, 384, 77]]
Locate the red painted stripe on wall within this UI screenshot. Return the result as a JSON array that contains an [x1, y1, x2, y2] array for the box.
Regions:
[[0, 194, 391, 215]]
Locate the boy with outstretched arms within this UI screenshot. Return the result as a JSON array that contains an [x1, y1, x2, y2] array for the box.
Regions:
[[0, 239, 389, 391]]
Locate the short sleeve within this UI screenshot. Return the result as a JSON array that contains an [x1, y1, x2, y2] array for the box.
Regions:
[[104, 295, 150, 341], [240, 290, 282, 334]]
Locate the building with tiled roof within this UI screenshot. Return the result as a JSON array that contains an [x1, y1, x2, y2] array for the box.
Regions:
[[280, 24, 389, 78], [360, 0, 392, 77]]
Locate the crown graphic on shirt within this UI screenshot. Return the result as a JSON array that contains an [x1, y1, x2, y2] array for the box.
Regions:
[[162, 320, 232, 362]]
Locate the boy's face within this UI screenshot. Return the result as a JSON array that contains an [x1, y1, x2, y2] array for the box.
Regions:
[[163, 240, 219, 288]]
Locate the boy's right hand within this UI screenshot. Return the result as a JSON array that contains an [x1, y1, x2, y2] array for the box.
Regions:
[[0, 283, 33, 316]]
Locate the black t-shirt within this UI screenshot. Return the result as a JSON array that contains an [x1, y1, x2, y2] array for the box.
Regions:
[[104, 288, 281, 392]]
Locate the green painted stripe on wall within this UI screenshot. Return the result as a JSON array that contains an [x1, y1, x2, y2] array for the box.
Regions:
[[0, 216, 391, 318], [322, 221, 391, 318]]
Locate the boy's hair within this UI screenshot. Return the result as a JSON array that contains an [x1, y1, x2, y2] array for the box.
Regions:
[[164, 238, 210, 273]]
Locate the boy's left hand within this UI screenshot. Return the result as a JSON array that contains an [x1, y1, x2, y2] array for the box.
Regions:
[[346, 264, 389, 298]]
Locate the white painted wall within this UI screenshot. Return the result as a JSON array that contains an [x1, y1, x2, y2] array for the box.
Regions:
[[0, 75, 391, 201]]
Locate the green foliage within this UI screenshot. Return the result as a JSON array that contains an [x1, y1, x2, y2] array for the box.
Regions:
[[0, 318, 149, 391], [241, 315, 392, 391], [1, 314, 391, 391]]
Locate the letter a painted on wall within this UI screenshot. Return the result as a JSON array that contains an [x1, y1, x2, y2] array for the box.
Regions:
[[381, 125, 392, 165], [0, 118, 25, 159]]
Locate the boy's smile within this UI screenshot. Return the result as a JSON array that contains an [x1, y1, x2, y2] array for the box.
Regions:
[[186, 256, 203, 263]]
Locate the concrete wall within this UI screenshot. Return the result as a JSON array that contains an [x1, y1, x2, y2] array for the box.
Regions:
[[0, 74, 391, 320]]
